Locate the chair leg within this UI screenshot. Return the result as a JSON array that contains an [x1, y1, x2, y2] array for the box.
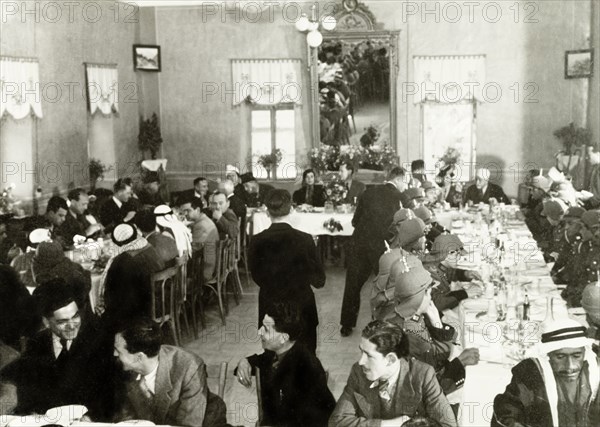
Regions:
[[243, 253, 251, 287], [232, 268, 242, 305], [215, 282, 226, 325], [180, 304, 191, 340], [169, 319, 179, 346], [189, 297, 199, 339]]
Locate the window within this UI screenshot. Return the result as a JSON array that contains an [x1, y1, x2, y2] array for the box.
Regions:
[[251, 105, 296, 180]]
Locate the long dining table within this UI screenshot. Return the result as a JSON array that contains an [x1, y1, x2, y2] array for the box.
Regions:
[[432, 206, 588, 427]]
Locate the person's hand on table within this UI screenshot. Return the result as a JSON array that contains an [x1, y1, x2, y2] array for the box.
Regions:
[[458, 348, 480, 366], [123, 211, 136, 222], [464, 270, 482, 281], [465, 283, 483, 299], [85, 223, 103, 236], [236, 358, 252, 388]]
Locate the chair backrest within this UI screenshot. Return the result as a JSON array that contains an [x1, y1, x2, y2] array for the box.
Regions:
[[255, 366, 263, 426], [215, 238, 232, 283], [175, 253, 189, 301], [149, 266, 179, 326], [206, 361, 228, 399]]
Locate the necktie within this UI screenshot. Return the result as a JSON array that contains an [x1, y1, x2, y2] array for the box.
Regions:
[[138, 376, 153, 400], [55, 339, 69, 369], [377, 379, 391, 401]]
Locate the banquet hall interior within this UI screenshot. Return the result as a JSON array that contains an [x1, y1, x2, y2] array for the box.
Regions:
[[1, 0, 600, 426]]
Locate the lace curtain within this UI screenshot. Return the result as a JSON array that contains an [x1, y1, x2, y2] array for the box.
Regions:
[[413, 55, 486, 103], [86, 64, 118, 116], [0, 57, 43, 120], [231, 59, 302, 106]]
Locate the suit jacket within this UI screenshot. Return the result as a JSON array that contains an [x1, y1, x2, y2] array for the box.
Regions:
[[228, 193, 247, 223], [56, 211, 92, 245], [493, 357, 600, 427], [213, 209, 239, 240], [249, 222, 326, 327], [293, 185, 326, 207], [464, 182, 509, 205], [0, 324, 117, 420], [344, 180, 366, 205], [99, 198, 136, 234], [179, 189, 209, 209], [243, 344, 335, 427], [119, 345, 227, 427], [146, 231, 179, 268], [329, 359, 457, 427], [351, 183, 402, 272]]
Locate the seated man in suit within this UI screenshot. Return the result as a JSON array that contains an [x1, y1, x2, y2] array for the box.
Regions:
[[464, 167, 509, 205], [0, 279, 117, 420], [235, 302, 335, 427], [99, 178, 137, 234], [114, 317, 227, 427], [26, 196, 69, 249], [179, 197, 218, 281], [218, 179, 247, 223], [135, 172, 165, 208], [340, 161, 366, 205], [240, 173, 274, 208], [135, 209, 178, 268], [329, 320, 457, 427], [293, 169, 326, 207], [57, 188, 103, 245], [181, 177, 210, 209], [209, 191, 239, 240]]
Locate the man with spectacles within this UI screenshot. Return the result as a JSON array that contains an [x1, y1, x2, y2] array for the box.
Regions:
[[0, 278, 117, 420]]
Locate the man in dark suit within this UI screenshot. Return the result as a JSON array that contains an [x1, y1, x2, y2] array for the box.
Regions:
[[329, 320, 457, 427], [464, 167, 510, 205], [135, 172, 165, 208], [235, 302, 335, 427], [114, 318, 227, 427], [99, 178, 137, 234], [340, 162, 366, 205], [180, 177, 210, 209], [209, 191, 239, 240], [240, 173, 275, 208], [135, 209, 178, 268], [57, 188, 103, 245], [0, 279, 117, 420], [218, 179, 246, 224], [340, 167, 407, 337], [248, 189, 326, 354], [26, 196, 69, 249]]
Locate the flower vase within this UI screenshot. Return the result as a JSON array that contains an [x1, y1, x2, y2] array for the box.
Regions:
[[324, 201, 334, 214]]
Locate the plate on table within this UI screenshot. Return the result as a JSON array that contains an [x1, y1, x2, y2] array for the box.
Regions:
[[312, 207, 324, 213]]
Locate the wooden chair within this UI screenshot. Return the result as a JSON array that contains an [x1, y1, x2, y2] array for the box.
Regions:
[[236, 216, 251, 289], [174, 254, 192, 343], [203, 238, 231, 325], [186, 249, 205, 338], [255, 367, 263, 427], [150, 266, 179, 346], [206, 361, 228, 399]]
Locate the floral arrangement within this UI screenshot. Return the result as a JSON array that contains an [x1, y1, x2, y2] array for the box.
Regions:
[[309, 143, 398, 173], [258, 148, 283, 169], [0, 184, 21, 215], [323, 218, 343, 233], [309, 144, 339, 174], [439, 147, 462, 167], [323, 174, 348, 204]]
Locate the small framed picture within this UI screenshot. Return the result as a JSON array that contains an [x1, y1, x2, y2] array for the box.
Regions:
[[133, 44, 161, 72], [564, 49, 593, 79]]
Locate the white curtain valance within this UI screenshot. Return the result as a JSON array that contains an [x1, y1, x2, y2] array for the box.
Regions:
[[231, 59, 302, 106], [86, 64, 118, 116], [413, 55, 486, 104], [0, 57, 43, 120]]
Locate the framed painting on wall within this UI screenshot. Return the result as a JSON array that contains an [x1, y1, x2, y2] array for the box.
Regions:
[[564, 49, 593, 79], [133, 44, 161, 72]]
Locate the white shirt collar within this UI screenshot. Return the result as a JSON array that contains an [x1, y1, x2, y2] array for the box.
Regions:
[[194, 191, 203, 198], [52, 333, 72, 358], [369, 362, 401, 396], [112, 196, 122, 208], [137, 363, 159, 395]]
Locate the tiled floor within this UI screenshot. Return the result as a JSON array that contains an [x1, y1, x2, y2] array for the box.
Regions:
[[183, 264, 371, 427]]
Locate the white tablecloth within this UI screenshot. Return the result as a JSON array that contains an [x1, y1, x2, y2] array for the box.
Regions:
[[250, 211, 355, 236]]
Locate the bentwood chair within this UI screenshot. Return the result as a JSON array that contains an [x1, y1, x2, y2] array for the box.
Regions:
[[187, 249, 206, 338], [236, 216, 251, 289], [174, 254, 192, 342], [203, 238, 232, 325], [207, 361, 228, 400], [150, 266, 179, 346]]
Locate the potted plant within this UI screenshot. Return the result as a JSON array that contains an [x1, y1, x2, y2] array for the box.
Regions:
[[553, 123, 591, 173], [257, 149, 283, 179], [88, 158, 111, 191], [138, 113, 163, 160]]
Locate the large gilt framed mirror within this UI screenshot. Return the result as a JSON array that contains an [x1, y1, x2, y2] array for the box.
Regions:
[[309, 2, 400, 154]]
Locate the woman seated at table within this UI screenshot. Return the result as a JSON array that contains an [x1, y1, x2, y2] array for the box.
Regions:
[[292, 169, 326, 207]]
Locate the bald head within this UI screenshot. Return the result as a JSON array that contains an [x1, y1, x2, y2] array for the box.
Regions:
[[475, 168, 490, 190], [218, 179, 235, 196]]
